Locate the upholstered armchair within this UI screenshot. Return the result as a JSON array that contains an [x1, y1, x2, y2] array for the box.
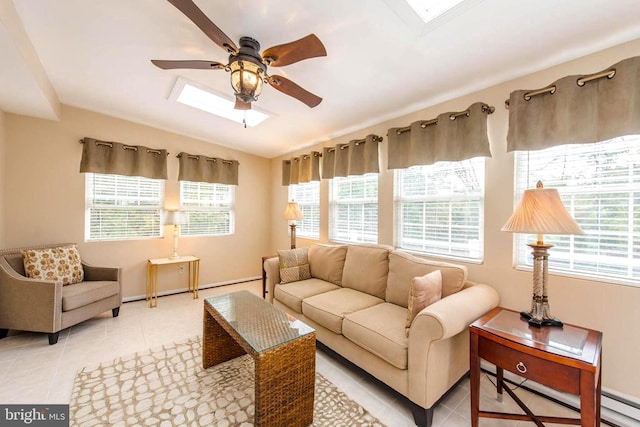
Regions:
[[0, 243, 122, 344]]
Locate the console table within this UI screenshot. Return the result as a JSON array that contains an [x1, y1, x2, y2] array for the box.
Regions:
[[146, 255, 200, 307], [470, 307, 602, 427]]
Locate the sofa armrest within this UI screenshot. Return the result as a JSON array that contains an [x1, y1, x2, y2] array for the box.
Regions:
[[82, 262, 121, 282], [411, 283, 500, 342], [263, 257, 280, 303], [0, 259, 62, 333]]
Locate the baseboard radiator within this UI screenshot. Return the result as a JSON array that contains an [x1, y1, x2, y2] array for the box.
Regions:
[[122, 276, 261, 303], [481, 361, 640, 427]]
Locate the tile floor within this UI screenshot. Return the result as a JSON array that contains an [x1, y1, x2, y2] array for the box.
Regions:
[[0, 280, 633, 426]]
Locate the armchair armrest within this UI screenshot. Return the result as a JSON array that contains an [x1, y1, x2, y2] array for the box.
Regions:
[[263, 257, 280, 303], [0, 259, 62, 333], [82, 262, 121, 282]]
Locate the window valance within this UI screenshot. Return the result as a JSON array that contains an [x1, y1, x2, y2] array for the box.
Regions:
[[282, 151, 321, 186], [177, 152, 239, 185], [79, 137, 168, 179], [387, 102, 493, 169], [506, 56, 640, 152], [321, 134, 382, 179]]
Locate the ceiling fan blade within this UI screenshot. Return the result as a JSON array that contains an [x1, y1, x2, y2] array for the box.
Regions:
[[234, 98, 252, 110], [151, 59, 225, 70], [267, 75, 322, 108], [167, 0, 238, 53], [262, 34, 327, 67]]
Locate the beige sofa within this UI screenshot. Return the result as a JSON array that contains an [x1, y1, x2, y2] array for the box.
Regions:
[[0, 243, 122, 345], [264, 243, 499, 427]]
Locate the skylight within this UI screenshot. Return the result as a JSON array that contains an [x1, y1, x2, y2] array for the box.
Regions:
[[171, 78, 269, 127], [405, 0, 467, 23]]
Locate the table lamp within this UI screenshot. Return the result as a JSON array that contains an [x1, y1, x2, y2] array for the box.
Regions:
[[501, 181, 583, 327], [164, 210, 188, 258], [282, 201, 304, 249]]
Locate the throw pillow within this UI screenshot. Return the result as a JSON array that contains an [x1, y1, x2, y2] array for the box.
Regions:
[[405, 270, 442, 337], [22, 245, 84, 285], [278, 247, 311, 284]]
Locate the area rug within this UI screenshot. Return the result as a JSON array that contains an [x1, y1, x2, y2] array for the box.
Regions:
[[70, 336, 385, 426]]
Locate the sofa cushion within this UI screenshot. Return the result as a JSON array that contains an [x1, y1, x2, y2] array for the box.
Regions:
[[341, 245, 391, 299], [302, 288, 383, 334], [405, 270, 442, 337], [343, 303, 409, 370], [22, 245, 84, 285], [278, 248, 311, 284], [386, 251, 467, 307], [308, 244, 347, 285], [274, 279, 341, 313], [62, 280, 119, 312]]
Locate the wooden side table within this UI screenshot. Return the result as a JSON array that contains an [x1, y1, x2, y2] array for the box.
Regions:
[[470, 307, 602, 427], [146, 255, 200, 307]]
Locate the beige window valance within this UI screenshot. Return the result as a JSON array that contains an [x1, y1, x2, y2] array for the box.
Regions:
[[387, 102, 493, 169], [321, 134, 382, 179], [282, 151, 321, 186], [177, 152, 239, 185], [507, 56, 640, 152], [79, 137, 168, 179]]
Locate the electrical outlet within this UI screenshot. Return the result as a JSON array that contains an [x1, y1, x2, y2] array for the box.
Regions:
[[179, 265, 185, 273]]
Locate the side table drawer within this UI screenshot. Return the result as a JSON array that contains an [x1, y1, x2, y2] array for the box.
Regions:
[[479, 337, 580, 395]]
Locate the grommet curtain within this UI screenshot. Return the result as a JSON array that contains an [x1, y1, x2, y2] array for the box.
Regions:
[[281, 151, 321, 186], [507, 56, 640, 152], [177, 152, 239, 185], [321, 134, 381, 179], [387, 102, 493, 169], [79, 137, 168, 179]]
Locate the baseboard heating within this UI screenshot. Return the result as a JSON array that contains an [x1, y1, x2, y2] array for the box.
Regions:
[[122, 276, 261, 303], [481, 361, 640, 427]]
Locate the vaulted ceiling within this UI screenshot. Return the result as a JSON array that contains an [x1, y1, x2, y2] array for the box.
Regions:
[[2, 0, 640, 158]]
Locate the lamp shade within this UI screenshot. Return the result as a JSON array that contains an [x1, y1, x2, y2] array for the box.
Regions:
[[164, 210, 188, 226], [282, 202, 304, 220], [501, 181, 583, 235]]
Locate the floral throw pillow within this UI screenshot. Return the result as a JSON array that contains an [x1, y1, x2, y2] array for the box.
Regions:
[[22, 245, 84, 285], [278, 247, 311, 284], [405, 270, 442, 337]]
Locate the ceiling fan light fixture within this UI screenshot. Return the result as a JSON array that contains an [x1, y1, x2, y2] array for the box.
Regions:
[[230, 58, 265, 103]]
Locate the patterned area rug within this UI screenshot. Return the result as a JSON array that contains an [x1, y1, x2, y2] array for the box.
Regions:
[[70, 336, 384, 426]]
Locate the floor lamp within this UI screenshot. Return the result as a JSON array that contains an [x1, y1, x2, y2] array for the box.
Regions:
[[501, 181, 583, 328], [164, 210, 188, 258], [282, 201, 304, 249]]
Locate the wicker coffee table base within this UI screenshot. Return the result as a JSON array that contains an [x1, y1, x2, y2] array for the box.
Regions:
[[203, 303, 316, 427]]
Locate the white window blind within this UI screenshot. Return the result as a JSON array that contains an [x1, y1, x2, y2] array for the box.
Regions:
[[395, 158, 484, 260], [86, 173, 164, 241], [330, 174, 378, 243], [514, 136, 640, 285], [180, 181, 234, 236], [288, 181, 320, 239]]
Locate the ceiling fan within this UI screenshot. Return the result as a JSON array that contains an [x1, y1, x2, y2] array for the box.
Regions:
[[151, 0, 327, 111]]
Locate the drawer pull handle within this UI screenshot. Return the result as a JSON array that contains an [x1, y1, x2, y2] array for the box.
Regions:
[[516, 361, 527, 374]]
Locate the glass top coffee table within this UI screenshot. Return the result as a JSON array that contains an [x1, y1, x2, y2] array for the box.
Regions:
[[202, 290, 316, 427]]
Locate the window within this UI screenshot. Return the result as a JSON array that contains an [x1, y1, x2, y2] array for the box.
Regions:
[[288, 181, 320, 239], [514, 136, 640, 285], [85, 173, 164, 241], [395, 158, 485, 260], [330, 174, 378, 243], [180, 181, 234, 236]]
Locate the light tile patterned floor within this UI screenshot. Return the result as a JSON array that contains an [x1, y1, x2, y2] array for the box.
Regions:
[[0, 280, 630, 426]]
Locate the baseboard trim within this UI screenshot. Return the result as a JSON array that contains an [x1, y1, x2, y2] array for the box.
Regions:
[[122, 276, 261, 303], [480, 361, 640, 427]]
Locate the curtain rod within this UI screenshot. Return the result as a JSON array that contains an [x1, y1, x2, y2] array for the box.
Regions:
[[325, 134, 383, 152], [504, 67, 616, 109], [79, 139, 168, 155], [394, 104, 494, 135], [176, 153, 236, 164]]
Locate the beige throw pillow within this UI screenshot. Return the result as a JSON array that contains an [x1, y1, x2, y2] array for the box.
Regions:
[[278, 247, 311, 284], [405, 270, 442, 337], [22, 245, 84, 285]]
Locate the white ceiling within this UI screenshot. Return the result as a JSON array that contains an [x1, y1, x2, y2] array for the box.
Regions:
[[2, 0, 640, 158]]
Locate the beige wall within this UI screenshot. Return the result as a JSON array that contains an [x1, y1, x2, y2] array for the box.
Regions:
[[0, 110, 6, 247], [4, 105, 271, 299], [269, 39, 640, 400]]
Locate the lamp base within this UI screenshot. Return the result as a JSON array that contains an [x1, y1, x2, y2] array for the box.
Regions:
[[520, 310, 563, 328]]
